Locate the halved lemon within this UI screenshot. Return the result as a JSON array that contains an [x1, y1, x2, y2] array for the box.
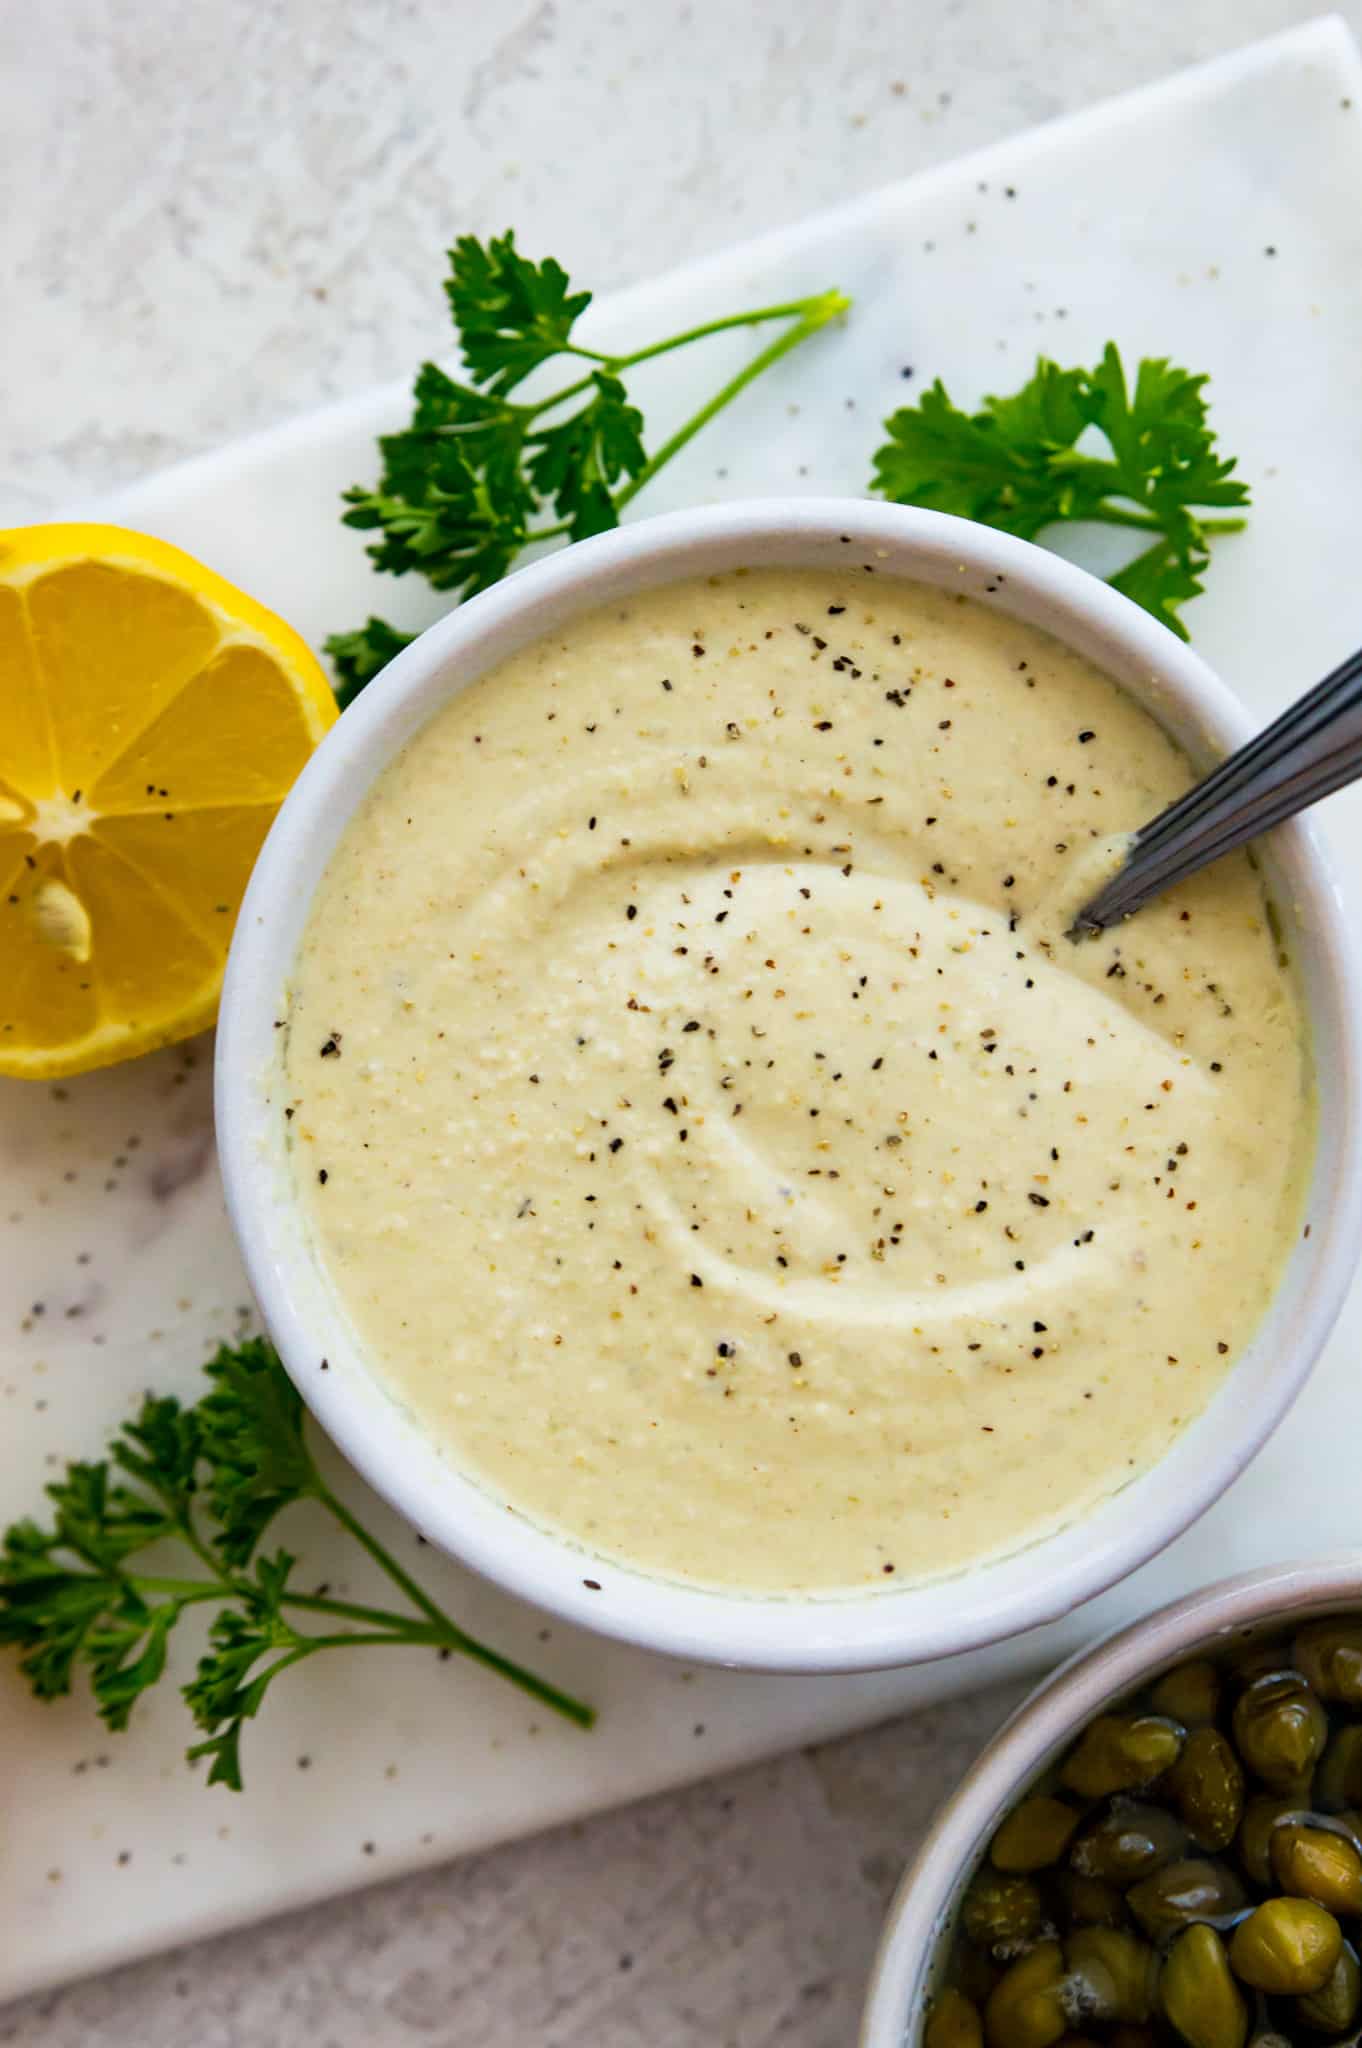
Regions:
[[1, 523, 338, 1079]]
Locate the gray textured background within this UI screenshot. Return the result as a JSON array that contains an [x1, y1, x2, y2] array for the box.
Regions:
[[4, 3, 1358, 2041]]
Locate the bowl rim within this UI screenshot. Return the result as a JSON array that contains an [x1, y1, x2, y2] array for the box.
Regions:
[[215, 496, 1362, 1672], [858, 1552, 1362, 2048]]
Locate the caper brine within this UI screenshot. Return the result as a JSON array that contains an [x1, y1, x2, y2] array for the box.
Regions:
[[929, 1613, 1362, 2048]]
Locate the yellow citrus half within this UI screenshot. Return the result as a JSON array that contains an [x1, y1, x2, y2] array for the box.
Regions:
[[0, 523, 338, 1078]]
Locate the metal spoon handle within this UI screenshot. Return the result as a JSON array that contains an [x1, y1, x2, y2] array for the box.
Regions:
[[1072, 643, 1362, 935]]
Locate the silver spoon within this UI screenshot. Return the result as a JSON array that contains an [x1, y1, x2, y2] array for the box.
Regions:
[[1070, 643, 1362, 937]]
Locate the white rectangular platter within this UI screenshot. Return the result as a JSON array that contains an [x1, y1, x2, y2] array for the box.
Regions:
[[4, 16, 1362, 2003]]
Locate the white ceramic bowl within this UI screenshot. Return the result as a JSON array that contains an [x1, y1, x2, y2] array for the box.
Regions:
[[860, 1554, 1362, 2048], [215, 499, 1362, 1673]]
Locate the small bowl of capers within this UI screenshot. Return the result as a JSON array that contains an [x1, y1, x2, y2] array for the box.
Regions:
[[861, 1557, 1362, 2048]]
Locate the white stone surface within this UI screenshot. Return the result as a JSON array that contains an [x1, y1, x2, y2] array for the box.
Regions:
[[4, 2, 1360, 2041]]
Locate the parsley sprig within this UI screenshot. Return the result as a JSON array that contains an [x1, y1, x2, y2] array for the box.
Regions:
[[0, 1339, 593, 1789], [327, 231, 849, 702], [871, 344, 1249, 638]]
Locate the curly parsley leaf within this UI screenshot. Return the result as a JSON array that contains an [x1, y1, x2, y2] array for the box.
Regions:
[[527, 371, 647, 539], [325, 619, 418, 708], [182, 1555, 303, 1788], [330, 237, 848, 696], [197, 1338, 319, 1566], [45, 1458, 174, 1570], [87, 1597, 182, 1732], [872, 343, 1248, 639], [869, 364, 1099, 539], [339, 362, 535, 602], [111, 1394, 201, 1521], [0, 1392, 210, 1704], [185, 1717, 248, 1793], [445, 230, 594, 395], [0, 1339, 594, 1788], [0, 1524, 121, 1699]]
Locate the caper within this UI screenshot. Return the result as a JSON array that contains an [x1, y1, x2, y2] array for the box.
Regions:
[[965, 1871, 1045, 1951], [1161, 1924, 1248, 2048], [1295, 1623, 1362, 1706], [1298, 1942, 1362, 2034], [1167, 1729, 1245, 1852], [1233, 1671, 1329, 1789], [992, 1797, 1082, 1874], [1052, 1870, 1126, 1929], [1064, 1926, 1159, 2025], [1152, 1661, 1222, 1729], [1071, 1804, 1188, 1885], [1127, 1859, 1247, 1941], [927, 1987, 986, 2048], [1061, 1716, 1185, 1801], [1319, 1731, 1362, 1815], [1272, 1823, 1362, 1915], [1229, 1896, 1343, 1995], [985, 1942, 1067, 2048], [1238, 1794, 1315, 1887], [932, 1617, 1362, 2048]]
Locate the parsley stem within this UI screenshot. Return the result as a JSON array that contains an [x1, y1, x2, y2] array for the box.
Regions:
[[178, 1516, 241, 1589], [306, 1484, 593, 1726], [527, 294, 849, 417], [126, 1575, 425, 1637], [1083, 506, 1248, 537], [614, 302, 845, 513], [557, 292, 843, 376], [408, 1623, 596, 1726], [604, 292, 850, 372], [131, 1576, 474, 1639], [517, 297, 846, 535], [282, 1631, 420, 1653], [129, 1576, 226, 1603], [312, 1481, 450, 1631], [268, 1627, 596, 1727], [281, 1590, 444, 1631]]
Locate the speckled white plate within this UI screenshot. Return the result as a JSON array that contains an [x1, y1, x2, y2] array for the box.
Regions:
[[6, 15, 1362, 2001]]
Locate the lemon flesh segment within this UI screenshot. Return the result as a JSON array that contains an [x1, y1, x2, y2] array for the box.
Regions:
[[0, 524, 338, 1080], [0, 583, 54, 797]]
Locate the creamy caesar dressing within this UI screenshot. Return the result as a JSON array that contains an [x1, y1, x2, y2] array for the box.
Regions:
[[284, 569, 1313, 1593]]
